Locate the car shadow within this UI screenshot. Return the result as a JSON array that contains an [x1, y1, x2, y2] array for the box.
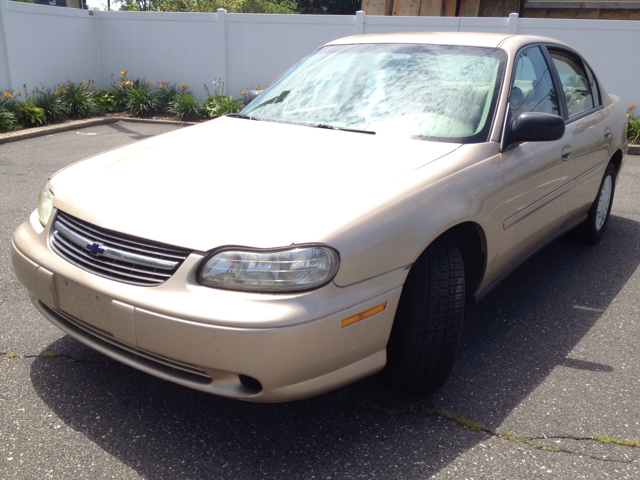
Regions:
[[106, 121, 176, 141], [30, 214, 640, 478]]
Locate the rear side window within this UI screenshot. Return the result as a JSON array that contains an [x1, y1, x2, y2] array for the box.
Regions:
[[510, 46, 559, 117], [585, 64, 601, 107], [549, 51, 594, 118]]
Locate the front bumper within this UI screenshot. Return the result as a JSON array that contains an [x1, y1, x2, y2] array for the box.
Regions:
[[12, 211, 406, 402]]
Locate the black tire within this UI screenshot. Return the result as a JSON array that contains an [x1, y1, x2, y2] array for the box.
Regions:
[[574, 162, 616, 244], [383, 237, 465, 394]]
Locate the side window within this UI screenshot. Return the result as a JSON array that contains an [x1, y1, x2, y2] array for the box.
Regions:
[[585, 65, 601, 107], [549, 51, 594, 118], [510, 47, 559, 117]]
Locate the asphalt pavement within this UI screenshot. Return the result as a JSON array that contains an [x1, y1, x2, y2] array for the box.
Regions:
[[1, 122, 639, 479]]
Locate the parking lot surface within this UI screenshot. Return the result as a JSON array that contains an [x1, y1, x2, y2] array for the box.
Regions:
[[1, 122, 639, 479]]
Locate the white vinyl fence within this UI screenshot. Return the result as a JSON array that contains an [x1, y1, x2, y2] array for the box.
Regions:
[[0, 0, 638, 108]]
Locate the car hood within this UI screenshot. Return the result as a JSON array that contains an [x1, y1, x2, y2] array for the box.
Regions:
[[50, 117, 460, 251]]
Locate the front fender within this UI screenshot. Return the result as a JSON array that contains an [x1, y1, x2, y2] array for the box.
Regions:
[[329, 142, 503, 287]]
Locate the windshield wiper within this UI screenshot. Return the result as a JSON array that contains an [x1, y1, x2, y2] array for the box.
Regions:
[[316, 124, 375, 135], [227, 113, 260, 120]]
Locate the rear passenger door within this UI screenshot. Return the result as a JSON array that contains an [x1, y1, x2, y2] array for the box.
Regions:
[[546, 47, 612, 221]]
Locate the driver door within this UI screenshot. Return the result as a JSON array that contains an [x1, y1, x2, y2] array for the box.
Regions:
[[496, 46, 575, 274]]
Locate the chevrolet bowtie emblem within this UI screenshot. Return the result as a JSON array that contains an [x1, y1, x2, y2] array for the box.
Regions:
[[86, 242, 106, 255]]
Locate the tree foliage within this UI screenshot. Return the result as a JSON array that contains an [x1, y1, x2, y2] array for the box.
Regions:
[[295, 0, 361, 14], [116, 0, 360, 13], [117, 0, 297, 13]]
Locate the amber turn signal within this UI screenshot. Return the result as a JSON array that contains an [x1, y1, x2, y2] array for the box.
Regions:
[[341, 302, 387, 328]]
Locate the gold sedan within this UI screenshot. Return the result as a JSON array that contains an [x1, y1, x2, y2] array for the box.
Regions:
[[12, 32, 627, 402]]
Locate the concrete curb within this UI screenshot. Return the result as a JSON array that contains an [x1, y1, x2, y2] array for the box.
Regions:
[[0, 117, 196, 145], [628, 144, 640, 156]]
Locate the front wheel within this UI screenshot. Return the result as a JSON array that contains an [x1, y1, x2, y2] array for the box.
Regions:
[[574, 162, 616, 244], [383, 238, 465, 394]]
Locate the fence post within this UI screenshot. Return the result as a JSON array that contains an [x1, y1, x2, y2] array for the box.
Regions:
[[93, 10, 106, 90], [508, 12, 518, 34], [216, 8, 227, 90], [0, 0, 13, 90], [356, 10, 365, 35]]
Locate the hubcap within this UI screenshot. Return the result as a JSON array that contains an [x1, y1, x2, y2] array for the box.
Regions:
[[595, 175, 612, 231]]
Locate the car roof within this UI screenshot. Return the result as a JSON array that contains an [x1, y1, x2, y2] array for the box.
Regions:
[[325, 32, 571, 51]]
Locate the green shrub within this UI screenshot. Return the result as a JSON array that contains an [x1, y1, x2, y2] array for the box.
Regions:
[[113, 72, 171, 116], [33, 90, 67, 122], [125, 83, 159, 117], [60, 80, 98, 118], [0, 102, 19, 132], [1, 90, 22, 132], [168, 92, 202, 121], [17, 101, 46, 127], [203, 94, 243, 118], [0, 75, 263, 131], [96, 88, 120, 114], [628, 105, 640, 144], [202, 78, 242, 118], [156, 82, 183, 112]]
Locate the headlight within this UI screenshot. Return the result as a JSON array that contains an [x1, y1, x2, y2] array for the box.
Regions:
[[197, 246, 339, 293], [37, 181, 54, 226]]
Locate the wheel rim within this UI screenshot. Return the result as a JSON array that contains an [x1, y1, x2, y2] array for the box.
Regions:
[[595, 175, 612, 231]]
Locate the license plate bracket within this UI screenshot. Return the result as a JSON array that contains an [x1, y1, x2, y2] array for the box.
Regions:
[[55, 275, 113, 333]]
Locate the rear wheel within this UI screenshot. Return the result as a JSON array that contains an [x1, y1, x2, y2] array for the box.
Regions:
[[384, 238, 465, 394], [574, 162, 616, 244]]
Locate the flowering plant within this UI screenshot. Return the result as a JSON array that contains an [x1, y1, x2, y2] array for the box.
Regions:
[[0, 90, 20, 132], [627, 104, 639, 144]]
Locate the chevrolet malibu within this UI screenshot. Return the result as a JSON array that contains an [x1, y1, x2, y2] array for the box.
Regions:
[[11, 32, 627, 402]]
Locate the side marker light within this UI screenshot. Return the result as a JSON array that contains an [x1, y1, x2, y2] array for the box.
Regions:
[[341, 302, 387, 328]]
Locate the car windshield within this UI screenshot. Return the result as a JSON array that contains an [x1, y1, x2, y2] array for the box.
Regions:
[[242, 43, 506, 143]]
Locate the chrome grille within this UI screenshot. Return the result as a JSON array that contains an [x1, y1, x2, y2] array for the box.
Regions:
[[50, 211, 191, 287]]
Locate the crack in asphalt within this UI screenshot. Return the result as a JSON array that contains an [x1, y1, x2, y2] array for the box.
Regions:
[[2, 352, 638, 465], [530, 434, 640, 446], [0, 351, 114, 366], [490, 433, 639, 464], [324, 393, 640, 464]]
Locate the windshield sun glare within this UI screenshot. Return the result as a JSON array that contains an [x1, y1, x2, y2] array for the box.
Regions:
[[242, 43, 506, 143]]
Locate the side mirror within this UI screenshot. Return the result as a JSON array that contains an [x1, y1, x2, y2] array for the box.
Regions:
[[243, 89, 262, 106], [511, 112, 565, 143]]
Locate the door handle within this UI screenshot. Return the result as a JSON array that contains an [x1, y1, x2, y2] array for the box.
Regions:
[[604, 127, 612, 140], [561, 145, 573, 161]]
